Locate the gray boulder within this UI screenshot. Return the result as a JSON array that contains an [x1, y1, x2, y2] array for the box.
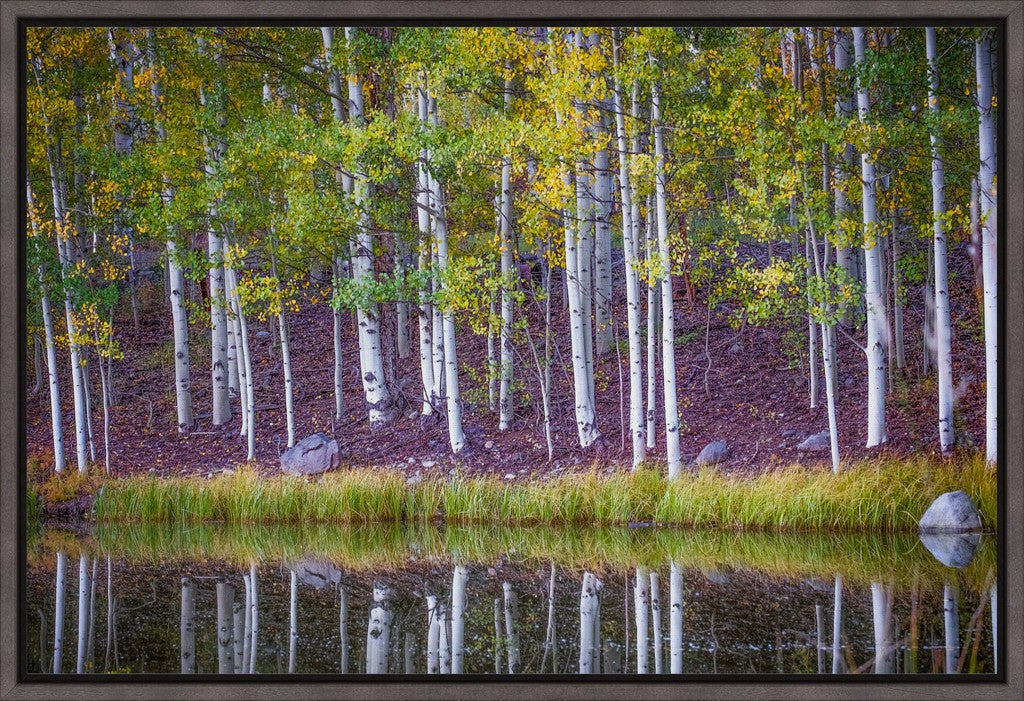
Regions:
[[289, 558, 343, 589], [796, 430, 831, 452], [693, 440, 729, 466], [280, 433, 340, 476], [919, 532, 982, 569], [918, 490, 982, 533]]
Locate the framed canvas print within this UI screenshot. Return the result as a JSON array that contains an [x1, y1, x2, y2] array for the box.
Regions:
[[1, 1, 1021, 699]]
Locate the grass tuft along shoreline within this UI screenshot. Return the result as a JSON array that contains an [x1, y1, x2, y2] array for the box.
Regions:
[[40, 452, 996, 532]]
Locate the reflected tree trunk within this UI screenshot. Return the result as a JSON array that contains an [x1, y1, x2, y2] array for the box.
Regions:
[[241, 574, 252, 674], [542, 564, 557, 673], [366, 583, 393, 674], [634, 567, 650, 673], [492, 598, 502, 674], [670, 562, 683, 674], [86, 558, 97, 667], [503, 581, 520, 673], [288, 570, 298, 673], [338, 584, 349, 674], [427, 594, 440, 674], [53, 551, 66, 673], [438, 601, 451, 674], [404, 631, 414, 673], [76, 556, 90, 673], [233, 600, 245, 674], [451, 565, 468, 673], [815, 604, 824, 674], [990, 582, 997, 674], [249, 565, 259, 674], [871, 581, 893, 674], [650, 571, 663, 674], [944, 581, 959, 674], [832, 576, 843, 673], [179, 578, 195, 674], [216, 582, 235, 674], [579, 572, 602, 673]]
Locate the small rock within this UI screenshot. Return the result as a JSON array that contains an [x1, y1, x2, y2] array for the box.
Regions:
[[255, 330, 272, 341], [705, 570, 732, 585], [280, 433, 340, 476], [693, 440, 729, 466], [504, 473, 515, 480], [487, 567, 497, 576], [484, 440, 495, 450], [797, 431, 831, 452], [919, 490, 983, 533], [844, 376, 855, 388], [406, 474, 423, 486], [289, 558, 342, 589], [728, 342, 743, 354], [920, 532, 981, 568], [421, 460, 437, 468], [780, 428, 799, 438], [406, 457, 416, 464]]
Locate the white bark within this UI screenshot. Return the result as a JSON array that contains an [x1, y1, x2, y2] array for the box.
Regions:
[[543, 564, 557, 672], [503, 581, 521, 673], [426, 594, 440, 674], [852, 27, 888, 447], [426, 94, 466, 452], [612, 31, 646, 466], [438, 601, 451, 674], [651, 75, 681, 477], [249, 565, 259, 673], [594, 124, 613, 357], [366, 583, 393, 674], [241, 574, 252, 674], [226, 267, 255, 459], [926, 27, 955, 453], [669, 562, 683, 674], [576, 169, 596, 407], [870, 581, 893, 674], [180, 578, 195, 673], [943, 582, 959, 674], [28, 182, 65, 471], [75, 556, 90, 673], [53, 551, 66, 673], [451, 565, 468, 673], [634, 567, 650, 673], [832, 576, 843, 674], [216, 582, 235, 674], [650, 571, 663, 673], [976, 33, 998, 464], [499, 79, 515, 430], [288, 570, 297, 673], [338, 584, 348, 673], [232, 601, 244, 673], [578, 572, 602, 673]]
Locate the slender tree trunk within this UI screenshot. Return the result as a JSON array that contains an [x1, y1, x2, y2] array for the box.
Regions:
[[943, 582, 959, 674], [233, 600, 244, 674], [427, 594, 440, 674], [669, 562, 683, 674], [53, 551, 66, 673], [833, 30, 858, 325], [28, 183, 65, 472], [651, 74, 681, 478], [499, 79, 515, 430], [925, 27, 955, 453], [75, 556, 90, 674], [542, 564, 557, 672], [288, 570, 297, 673], [853, 27, 888, 447], [871, 581, 893, 674], [892, 216, 906, 371], [594, 117, 614, 357], [503, 581, 521, 673], [612, 30, 646, 466], [241, 574, 252, 673], [976, 33, 998, 464], [451, 565, 468, 673], [338, 584, 348, 674], [182, 581, 199, 675], [832, 576, 843, 674], [634, 567, 650, 673], [366, 583, 393, 674], [650, 571, 663, 673], [226, 267, 255, 459], [579, 572, 602, 673], [216, 582, 235, 674]]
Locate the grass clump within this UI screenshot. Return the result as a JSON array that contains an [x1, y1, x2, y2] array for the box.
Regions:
[[86, 452, 996, 532]]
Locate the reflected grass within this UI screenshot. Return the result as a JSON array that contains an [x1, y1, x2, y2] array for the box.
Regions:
[[28, 520, 996, 592], [89, 452, 996, 532]]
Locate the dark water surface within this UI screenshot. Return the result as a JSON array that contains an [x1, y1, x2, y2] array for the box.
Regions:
[[26, 523, 997, 676]]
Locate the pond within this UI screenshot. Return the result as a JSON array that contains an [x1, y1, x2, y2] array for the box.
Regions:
[[25, 523, 997, 676]]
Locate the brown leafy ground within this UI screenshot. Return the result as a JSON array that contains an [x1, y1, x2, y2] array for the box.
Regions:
[[24, 245, 987, 481]]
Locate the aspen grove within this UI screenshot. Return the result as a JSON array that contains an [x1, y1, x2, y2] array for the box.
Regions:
[[26, 26, 998, 478]]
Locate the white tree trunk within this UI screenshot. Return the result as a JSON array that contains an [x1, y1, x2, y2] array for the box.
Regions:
[[28, 183, 65, 472], [498, 79, 515, 430], [669, 562, 683, 674], [277, 301, 295, 447], [502, 581, 521, 673], [333, 261, 346, 421], [852, 27, 888, 447], [232, 601, 244, 674], [831, 576, 843, 673], [226, 267, 255, 459], [426, 594, 440, 674], [451, 565, 468, 673], [576, 169, 596, 408], [925, 27, 955, 453], [870, 581, 892, 674], [344, 27, 393, 428], [438, 601, 451, 674], [651, 77, 681, 477], [75, 556, 90, 673], [53, 551, 66, 673], [338, 584, 348, 673], [366, 583, 393, 674], [650, 571, 663, 673], [426, 94, 466, 452], [943, 581, 959, 674], [578, 572, 602, 673], [634, 567, 650, 673], [594, 126, 613, 357], [288, 570, 298, 673], [180, 578, 195, 674], [612, 34, 646, 466], [241, 574, 252, 673], [216, 582, 235, 674], [976, 33, 998, 464]]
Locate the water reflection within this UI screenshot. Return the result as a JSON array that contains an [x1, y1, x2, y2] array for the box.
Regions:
[[27, 525, 997, 676]]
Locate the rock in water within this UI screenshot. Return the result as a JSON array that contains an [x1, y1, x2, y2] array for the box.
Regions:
[[280, 433, 340, 476], [796, 430, 831, 452], [918, 490, 983, 533], [919, 532, 982, 569], [693, 440, 729, 466], [289, 558, 343, 589]]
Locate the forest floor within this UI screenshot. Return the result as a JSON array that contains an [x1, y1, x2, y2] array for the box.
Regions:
[[24, 244, 988, 483]]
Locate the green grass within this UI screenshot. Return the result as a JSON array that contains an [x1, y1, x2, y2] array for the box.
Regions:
[[27, 520, 996, 593], [84, 452, 997, 532]]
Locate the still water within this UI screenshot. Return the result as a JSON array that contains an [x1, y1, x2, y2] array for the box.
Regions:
[[26, 523, 997, 676]]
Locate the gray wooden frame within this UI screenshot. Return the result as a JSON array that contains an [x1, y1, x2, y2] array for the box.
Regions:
[[1, 2, 1021, 699]]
